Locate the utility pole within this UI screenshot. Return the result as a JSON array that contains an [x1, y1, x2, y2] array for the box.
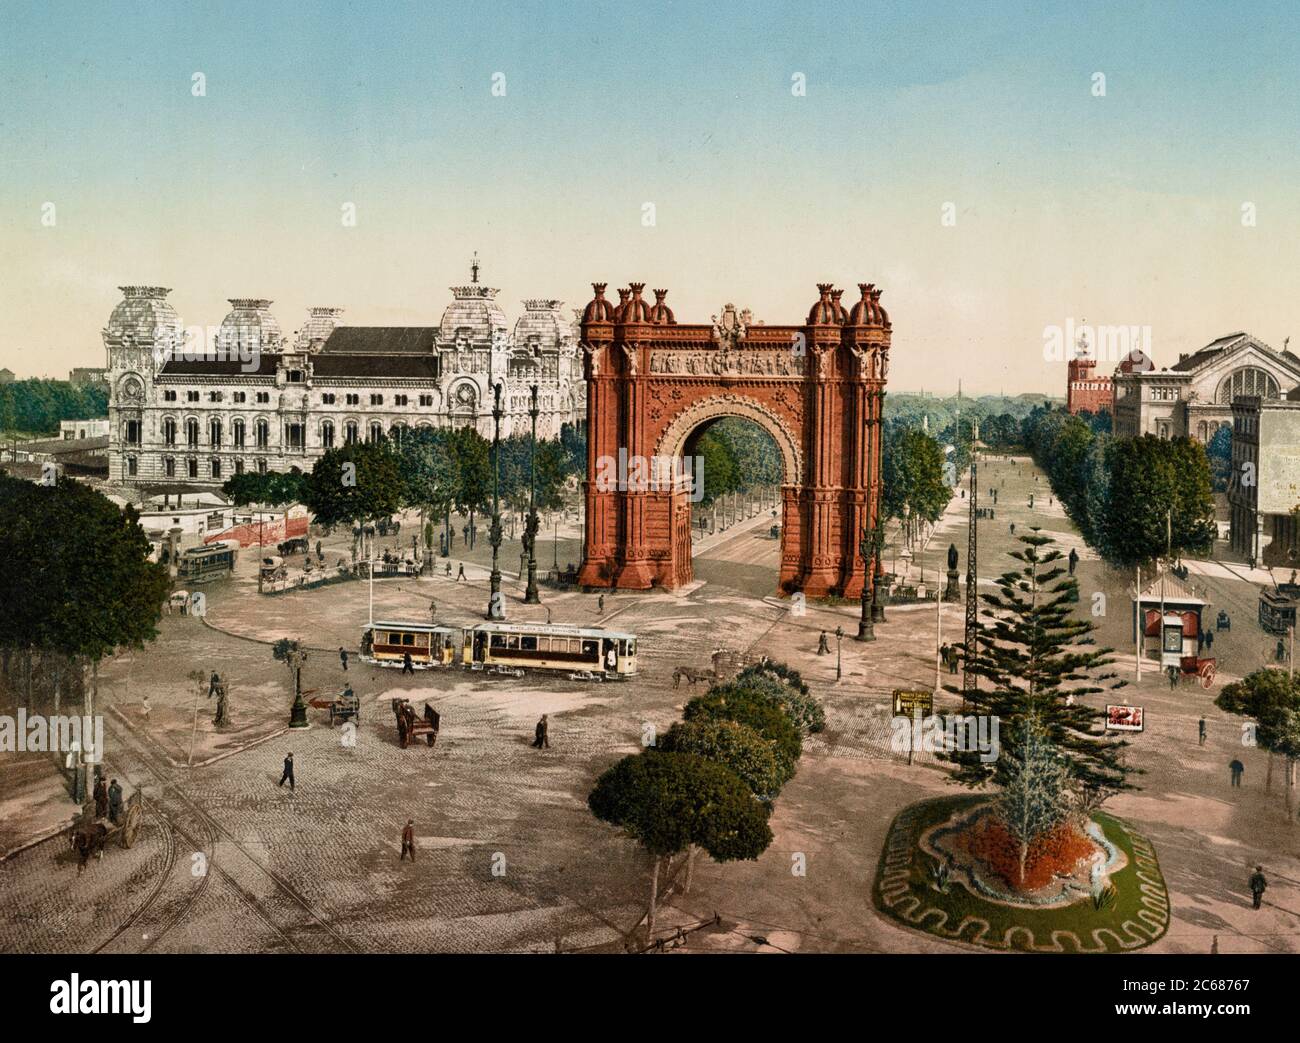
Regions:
[[524, 384, 541, 604], [487, 380, 505, 620], [962, 420, 979, 706]]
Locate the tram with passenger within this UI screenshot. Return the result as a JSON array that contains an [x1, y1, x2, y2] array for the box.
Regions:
[[462, 622, 637, 678], [359, 621, 460, 669]]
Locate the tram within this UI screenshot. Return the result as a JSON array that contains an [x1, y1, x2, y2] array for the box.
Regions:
[[177, 543, 238, 583], [359, 621, 459, 669], [462, 622, 638, 678], [1259, 586, 1300, 636]]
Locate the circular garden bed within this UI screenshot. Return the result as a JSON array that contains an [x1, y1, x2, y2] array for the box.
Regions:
[[873, 795, 1169, 953]]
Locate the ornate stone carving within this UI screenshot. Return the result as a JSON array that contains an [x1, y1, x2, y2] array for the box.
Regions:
[[710, 303, 748, 349], [648, 350, 804, 377]]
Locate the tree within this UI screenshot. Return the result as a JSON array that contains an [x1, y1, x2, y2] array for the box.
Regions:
[[1207, 425, 1232, 493], [684, 684, 803, 785], [690, 432, 737, 506], [996, 714, 1074, 887], [396, 428, 460, 548], [659, 718, 785, 799], [0, 475, 169, 748], [731, 661, 826, 734], [945, 530, 1137, 808], [449, 427, 491, 535], [881, 427, 949, 547], [588, 750, 772, 938], [302, 443, 403, 556], [1104, 435, 1215, 567], [1217, 668, 1300, 814]]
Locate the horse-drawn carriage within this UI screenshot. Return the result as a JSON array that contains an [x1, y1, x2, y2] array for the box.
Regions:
[[392, 698, 440, 749], [672, 648, 753, 688], [1178, 655, 1218, 690], [308, 686, 360, 726], [72, 792, 143, 869]]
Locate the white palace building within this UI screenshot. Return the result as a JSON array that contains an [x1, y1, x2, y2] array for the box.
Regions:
[[104, 265, 585, 488]]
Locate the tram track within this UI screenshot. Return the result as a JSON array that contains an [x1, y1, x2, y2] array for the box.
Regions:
[[94, 717, 359, 954]]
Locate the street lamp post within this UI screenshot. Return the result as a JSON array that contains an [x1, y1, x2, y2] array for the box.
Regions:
[[857, 522, 879, 641], [524, 384, 541, 604], [487, 381, 505, 620], [835, 626, 844, 681]]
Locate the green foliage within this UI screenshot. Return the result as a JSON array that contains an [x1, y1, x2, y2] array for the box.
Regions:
[[659, 718, 785, 798], [302, 442, 403, 527], [1217, 668, 1300, 758], [222, 468, 305, 507], [732, 661, 826, 734], [1206, 424, 1232, 493], [0, 379, 107, 436], [881, 427, 950, 527], [684, 684, 802, 785], [587, 750, 773, 861], [690, 432, 737, 506], [945, 530, 1136, 808], [0, 474, 170, 662], [996, 715, 1075, 885]]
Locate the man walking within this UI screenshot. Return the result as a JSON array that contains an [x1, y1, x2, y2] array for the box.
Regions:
[[1249, 866, 1268, 909], [1205, 628, 1214, 651], [279, 752, 295, 791], [107, 778, 123, 825], [817, 631, 830, 655], [1167, 664, 1179, 690], [1068, 547, 1079, 576], [1199, 716, 1207, 746], [93, 775, 108, 819], [532, 714, 550, 749], [339, 647, 348, 672], [456, 563, 466, 582], [402, 651, 414, 675], [1230, 758, 1245, 787], [400, 820, 416, 862]]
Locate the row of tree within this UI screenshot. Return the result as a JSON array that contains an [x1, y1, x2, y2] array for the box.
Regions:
[[688, 418, 783, 506], [1023, 407, 1216, 568], [224, 425, 583, 548], [0, 379, 107, 437], [588, 661, 824, 942]]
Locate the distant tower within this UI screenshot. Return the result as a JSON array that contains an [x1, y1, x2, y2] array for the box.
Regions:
[[470, 252, 480, 284], [1067, 324, 1111, 415]]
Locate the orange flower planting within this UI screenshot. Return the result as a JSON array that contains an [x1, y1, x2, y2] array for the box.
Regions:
[[951, 813, 1095, 892]]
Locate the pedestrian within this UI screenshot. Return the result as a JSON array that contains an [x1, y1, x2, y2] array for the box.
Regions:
[[1276, 639, 1286, 663], [107, 778, 123, 825], [316, 540, 323, 562], [949, 649, 959, 674], [208, 671, 221, 698], [1068, 547, 1079, 576], [1010, 523, 1016, 535], [597, 594, 605, 612], [1205, 629, 1214, 651], [93, 776, 108, 819], [1197, 629, 1204, 652], [141, 694, 151, 722], [1249, 866, 1268, 909], [939, 642, 950, 670], [457, 564, 466, 582], [1199, 716, 1207, 746], [400, 820, 416, 862], [817, 631, 830, 655], [445, 560, 452, 577], [339, 647, 348, 672], [428, 599, 437, 622], [279, 752, 295, 791], [1167, 664, 1178, 689], [402, 651, 414, 675], [1230, 758, 1244, 787], [532, 714, 550, 749]]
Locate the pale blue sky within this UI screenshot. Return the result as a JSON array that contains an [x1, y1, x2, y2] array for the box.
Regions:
[[3, 0, 1299, 391]]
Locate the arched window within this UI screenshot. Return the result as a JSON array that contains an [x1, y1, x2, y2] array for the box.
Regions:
[[345, 421, 359, 445], [368, 421, 383, 444], [1217, 367, 1279, 404], [1197, 421, 1207, 441], [256, 419, 270, 448], [233, 419, 246, 448], [185, 418, 199, 447], [163, 418, 177, 446], [211, 458, 222, 479], [210, 419, 222, 447], [321, 420, 335, 448], [163, 456, 175, 478]]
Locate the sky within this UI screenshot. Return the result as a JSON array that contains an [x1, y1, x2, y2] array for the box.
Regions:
[[2, 0, 1300, 393]]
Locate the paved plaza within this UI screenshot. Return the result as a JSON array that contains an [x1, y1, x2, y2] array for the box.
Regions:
[[2, 456, 1299, 953]]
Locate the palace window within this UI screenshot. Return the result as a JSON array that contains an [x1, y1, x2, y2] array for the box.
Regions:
[[211, 458, 222, 479], [345, 394, 360, 406], [163, 456, 175, 478], [186, 418, 199, 447], [125, 419, 142, 446], [126, 456, 138, 477], [1217, 367, 1279, 404], [210, 419, 222, 447], [256, 419, 270, 448], [322, 393, 336, 405], [233, 419, 246, 448], [163, 418, 177, 446], [187, 390, 200, 402], [234, 459, 244, 475], [345, 421, 359, 445], [187, 458, 198, 479], [370, 394, 384, 406], [368, 421, 383, 443], [257, 459, 267, 474], [209, 391, 223, 402], [287, 370, 304, 383], [233, 392, 247, 404], [419, 394, 433, 407], [256, 392, 270, 404], [163, 390, 177, 402], [321, 421, 335, 448], [286, 423, 304, 449], [394, 394, 408, 407]]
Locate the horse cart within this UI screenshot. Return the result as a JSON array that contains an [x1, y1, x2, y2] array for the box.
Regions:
[[1179, 655, 1218, 690], [72, 792, 143, 869], [392, 698, 440, 749], [308, 686, 360, 726]]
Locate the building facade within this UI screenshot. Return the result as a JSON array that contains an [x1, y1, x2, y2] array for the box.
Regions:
[[1228, 393, 1300, 565], [1113, 332, 1300, 442], [1065, 353, 1113, 415], [104, 274, 585, 487]]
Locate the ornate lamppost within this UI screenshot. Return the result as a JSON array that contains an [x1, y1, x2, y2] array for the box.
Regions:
[[487, 381, 505, 620], [524, 384, 541, 604], [835, 626, 844, 681], [857, 519, 885, 641]]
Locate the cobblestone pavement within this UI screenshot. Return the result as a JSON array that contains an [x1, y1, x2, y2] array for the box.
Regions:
[[3, 464, 1299, 953]]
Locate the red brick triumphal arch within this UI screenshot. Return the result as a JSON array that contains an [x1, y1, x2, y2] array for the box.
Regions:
[[576, 281, 891, 598]]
